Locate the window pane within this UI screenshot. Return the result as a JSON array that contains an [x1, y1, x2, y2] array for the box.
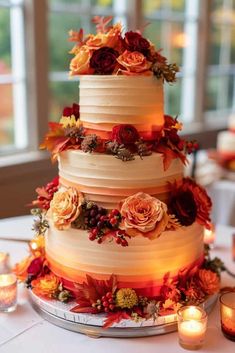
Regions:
[[169, 0, 185, 12], [91, 0, 113, 9], [208, 23, 221, 66], [165, 78, 182, 117], [0, 7, 11, 73], [50, 80, 79, 121], [0, 84, 13, 149], [205, 75, 220, 111], [49, 13, 82, 72]]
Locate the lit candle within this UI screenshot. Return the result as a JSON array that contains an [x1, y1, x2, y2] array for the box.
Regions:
[[220, 291, 235, 341], [0, 273, 17, 312], [177, 306, 208, 350], [0, 252, 10, 274], [203, 224, 215, 246]]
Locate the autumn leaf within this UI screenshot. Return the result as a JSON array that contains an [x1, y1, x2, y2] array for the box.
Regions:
[[103, 310, 131, 329], [92, 16, 113, 33], [68, 28, 84, 44]]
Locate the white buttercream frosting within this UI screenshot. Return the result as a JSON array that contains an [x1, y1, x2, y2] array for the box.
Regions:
[[46, 222, 204, 278], [58, 150, 184, 208], [79, 75, 164, 127]]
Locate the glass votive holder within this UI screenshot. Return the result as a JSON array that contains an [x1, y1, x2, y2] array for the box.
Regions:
[[0, 252, 10, 274], [220, 291, 235, 341], [0, 273, 17, 312], [177, 306, 208, 350]]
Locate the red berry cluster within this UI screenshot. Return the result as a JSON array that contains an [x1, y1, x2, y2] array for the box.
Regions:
[[101, 292, 116, 312], [113, 230, 129, 247], [88, 208, 129, 246], [35, 177, 59, 210], [185, 140, 199, 154]]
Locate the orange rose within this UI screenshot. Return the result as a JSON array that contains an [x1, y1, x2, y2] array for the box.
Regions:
[[13, 255, 34, 282], [198, 269, 220, 295], [120, 192, 169, 238], [31, 274, 59, 299], [50, 187, 84, 230], [117, 50, 152, 75], [69, 46, 94, 76], [86, 23, 122, 50]]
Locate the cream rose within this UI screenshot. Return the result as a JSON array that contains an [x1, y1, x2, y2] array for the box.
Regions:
[[86, 23, 122, 50], [120, 192, 169, 238], [50, 187, 83, 230], [69, 46, 94, 76], [117, 50, 152, 75]]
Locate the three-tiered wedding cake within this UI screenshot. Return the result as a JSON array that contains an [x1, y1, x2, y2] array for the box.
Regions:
[[15, 18, 220, 326]]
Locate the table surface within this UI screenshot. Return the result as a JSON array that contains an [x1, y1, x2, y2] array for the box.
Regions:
[[0, 216, 235, 353]]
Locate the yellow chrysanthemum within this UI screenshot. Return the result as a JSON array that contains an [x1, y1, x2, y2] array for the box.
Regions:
[[116, 288, 138, 309], [59, 115, 77, 128]]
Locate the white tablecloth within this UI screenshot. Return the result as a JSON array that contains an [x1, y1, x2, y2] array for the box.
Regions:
[[0, 216, 235, 353]]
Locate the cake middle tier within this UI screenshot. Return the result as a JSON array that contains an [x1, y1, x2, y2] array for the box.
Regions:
[[58, 150, 184, 209]]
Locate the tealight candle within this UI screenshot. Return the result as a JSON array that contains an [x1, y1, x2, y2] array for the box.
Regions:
[[220, 291, 235, 341], [203, 224, 215, 246], [0, 273, 17, 312], [0, 252, 10, 274], [177, 306, 208, 350]]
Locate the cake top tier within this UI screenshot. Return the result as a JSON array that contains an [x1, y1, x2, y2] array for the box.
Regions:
[[68, 16, 178, 82]]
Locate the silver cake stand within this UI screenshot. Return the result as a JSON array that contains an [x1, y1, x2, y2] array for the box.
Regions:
[[29, 290, 218, 338]]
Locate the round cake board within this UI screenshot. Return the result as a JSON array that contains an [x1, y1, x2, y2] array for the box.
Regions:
[[29, 290, 218, 338]]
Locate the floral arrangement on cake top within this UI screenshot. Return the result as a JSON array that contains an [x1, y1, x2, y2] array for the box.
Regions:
[[40, 103, 198, 170], [68, 16, 179, 81]]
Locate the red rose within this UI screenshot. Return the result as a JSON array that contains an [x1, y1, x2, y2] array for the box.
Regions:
[[27, 257, 43, 277], [111, 124, 140, 145], [123, 31, 150, 55], [168, 189, 197, 226], [90, 46, 119, 74], [181, 178, 212, 228], [63, 103, 80, 120]]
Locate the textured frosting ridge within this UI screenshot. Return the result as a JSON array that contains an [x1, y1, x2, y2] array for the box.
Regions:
[[46, 222, 204, 296], [59, 150, 184, 209], [79, 75, 164, 130]]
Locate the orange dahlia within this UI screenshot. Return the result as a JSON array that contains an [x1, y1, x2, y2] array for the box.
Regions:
[[31, 274, 59, 299], [198, 269, 220, 295]]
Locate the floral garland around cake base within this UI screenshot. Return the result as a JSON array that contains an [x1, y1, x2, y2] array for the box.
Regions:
[[13, 235, 223, 328]]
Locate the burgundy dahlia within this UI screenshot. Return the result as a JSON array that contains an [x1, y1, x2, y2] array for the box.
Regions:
[[111, 124, 140, 145], [63, 103, 80, 120], [27, 257, 44, 277], [123, 31, 150, 55], [169, 189, 197, 226], [90, 47, 119, 74]]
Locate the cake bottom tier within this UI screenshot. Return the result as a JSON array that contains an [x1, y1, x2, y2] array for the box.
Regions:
[[45, 222, 204, 298]]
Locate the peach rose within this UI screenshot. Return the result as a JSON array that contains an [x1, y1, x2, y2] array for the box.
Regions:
[[117, 50, 152, 75], [86, 23, 122, 50], [120, 192, 169, 238], [69, 46, 94, 76], [50, 187, 83, 230], [31, 274, 59, 299], [198, 269, 220, 295]]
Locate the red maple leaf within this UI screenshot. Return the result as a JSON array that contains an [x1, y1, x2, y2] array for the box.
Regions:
[[92, 16, 113, 33], [103, 310, 131, 329], [71, 274, 117, 314]]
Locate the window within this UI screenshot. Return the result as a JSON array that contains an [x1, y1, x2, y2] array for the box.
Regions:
[[0, 0, 27, 153], [48, 0, 127, 120]]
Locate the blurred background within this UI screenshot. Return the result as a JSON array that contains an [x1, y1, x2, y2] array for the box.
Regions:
[[0, 0, 235, 217]]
